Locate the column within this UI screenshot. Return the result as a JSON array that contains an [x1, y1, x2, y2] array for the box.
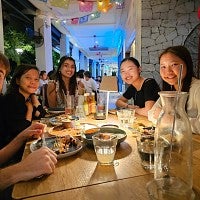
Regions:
[[60, 33, 69, 57], [91, 60, 96, 78], [34, 16, 53, 72], [0, 0, 4, 53]]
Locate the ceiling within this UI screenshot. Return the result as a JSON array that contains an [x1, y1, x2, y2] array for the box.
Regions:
[[2, 0, 136, 63], [28, 0, 136, 63]]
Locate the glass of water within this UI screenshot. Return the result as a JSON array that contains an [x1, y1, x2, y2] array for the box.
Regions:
[[92, 133, 118, 165], [117, 109, 135, 128]]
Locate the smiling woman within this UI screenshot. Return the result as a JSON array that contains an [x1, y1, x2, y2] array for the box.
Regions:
[[0, 64, 46, 157], [116, 57, 160, 117], [47, 56, 85, 108]]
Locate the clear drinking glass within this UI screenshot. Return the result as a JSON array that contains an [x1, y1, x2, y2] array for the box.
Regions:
[[136, 132, 154, 170], [117, 109, 135, 128], [65, 95, 75, 115], [92, 133, 118, 165]]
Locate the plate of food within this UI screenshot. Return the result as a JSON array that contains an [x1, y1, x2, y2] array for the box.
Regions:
[[30, 135, 82, 159], [48, 122, 98, 137], [48, 107, 65, 114], [49, 114, 79, 126]]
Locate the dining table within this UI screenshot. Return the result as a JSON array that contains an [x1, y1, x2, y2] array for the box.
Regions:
[[12, 113, 200, 200]]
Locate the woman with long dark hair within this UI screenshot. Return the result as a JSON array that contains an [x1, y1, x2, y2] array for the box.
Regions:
[[47, 56, 84, 108], [148, 45, 200, 134]]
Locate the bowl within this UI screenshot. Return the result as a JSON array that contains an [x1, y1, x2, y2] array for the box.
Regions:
[[82, 127, 127, 147], [84, 128, 100, 139]]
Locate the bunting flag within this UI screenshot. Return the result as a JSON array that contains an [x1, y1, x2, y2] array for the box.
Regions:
[[90, 11, 101, 20], [97, 0, 113, 13], [79, 1, 94, 12], [71, 18, 79, 25], [49, 0, 70, 9], [79, 15, 89, 24]]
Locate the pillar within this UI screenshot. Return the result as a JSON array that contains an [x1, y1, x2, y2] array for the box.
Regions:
[[0, 0, 4, 53], [34, 16, 53, 73], [60, 33, 69, 57]]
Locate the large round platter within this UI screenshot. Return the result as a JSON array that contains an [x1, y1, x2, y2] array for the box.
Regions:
[[30, 136, 82, 159], [48, 123, 98, 137], [49, 114, 78, 126]]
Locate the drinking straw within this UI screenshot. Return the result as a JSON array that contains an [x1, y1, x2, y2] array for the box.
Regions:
[[167, 64, 183, 175]]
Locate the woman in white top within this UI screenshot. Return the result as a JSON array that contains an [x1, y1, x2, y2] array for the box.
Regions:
[[47, 56, 85, 108], [148, 45, 200, 134]]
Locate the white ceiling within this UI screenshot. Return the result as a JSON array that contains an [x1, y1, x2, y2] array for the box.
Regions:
[[28, 0, 136, 63]]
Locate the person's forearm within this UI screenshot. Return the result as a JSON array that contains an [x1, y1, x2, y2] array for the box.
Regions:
[[135, 107, 149, 117], [116, 99, 128, 108], [0, 163, 24, 190], [0, 135, 26, 164]]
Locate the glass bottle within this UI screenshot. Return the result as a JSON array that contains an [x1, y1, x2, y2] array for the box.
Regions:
[[90, 92, 96, 114], [153, 91, 194, 199], [83, 93, 89, 116]]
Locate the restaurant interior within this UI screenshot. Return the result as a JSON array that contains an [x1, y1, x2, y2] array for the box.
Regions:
[[0, 0, 200, 200]]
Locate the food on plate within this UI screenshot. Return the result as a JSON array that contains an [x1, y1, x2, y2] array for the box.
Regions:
[[99, 133, 111, 140], [85, 128, 100, 135], [49, 125, 81, 137], [54, 135, 79, 154]]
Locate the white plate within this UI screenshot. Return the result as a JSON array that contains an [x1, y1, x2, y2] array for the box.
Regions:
[[48, 123, 98, 137], [48, 108, 65, 114], [49, 115, 79, 126], [30, 137, 83, 159], [48, 110, 65, 114]]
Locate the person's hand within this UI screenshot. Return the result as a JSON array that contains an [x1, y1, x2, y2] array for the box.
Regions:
[[17, 123, 45, 142], [30, 94, 41, 107], [16, 147, 57, 181]]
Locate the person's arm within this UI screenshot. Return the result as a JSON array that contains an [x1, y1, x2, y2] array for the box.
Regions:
[[0, 123, 45, 165], [134, 100, 156, 117], [47, 82, 57, 107], [116, 95, 129, 108], [77, 81, 85, 95], [25, 100, 34, 121], [0, 147, 57, 190], [31, 94, 46, 118], [148, 98, 162, 124], [188, 81, 200, 134]]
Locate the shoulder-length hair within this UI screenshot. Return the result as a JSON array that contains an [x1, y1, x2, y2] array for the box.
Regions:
[[6, 64, 39, 94], [159, 46, 194, 92], [55, 56, 77, 96]]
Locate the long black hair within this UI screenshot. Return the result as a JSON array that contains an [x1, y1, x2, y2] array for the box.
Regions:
[[55, 56, 77, 97], [159, 46, 194, 92], [6, 64, 39, 94]]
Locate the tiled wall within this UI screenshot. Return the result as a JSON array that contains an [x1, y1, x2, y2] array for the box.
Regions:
[[141, 0, 199, 85]]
